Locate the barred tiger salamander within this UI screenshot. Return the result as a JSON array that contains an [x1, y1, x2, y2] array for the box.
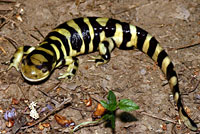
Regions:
[[8, 17, 198, 131]]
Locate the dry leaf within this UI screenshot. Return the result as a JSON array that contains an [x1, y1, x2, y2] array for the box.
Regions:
[[92, 103, 106, 120], [83, 97, 92, 107]]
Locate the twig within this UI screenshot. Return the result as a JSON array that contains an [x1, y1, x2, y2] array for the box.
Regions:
[[140, 111, 176, 124], [188, 80, 200, 94], [34, 26, 45, 39], [4, 36, 18, 49], [174, 41, 200, 50], [30, 34, 40, 41], [20, 97, 72, 130], [69, 106, 93, 113], [37, 87, 60, 105], [0, 21, 8, 29]]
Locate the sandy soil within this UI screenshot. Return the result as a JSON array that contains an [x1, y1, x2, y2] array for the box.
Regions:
[[0, 0, 199, 133]]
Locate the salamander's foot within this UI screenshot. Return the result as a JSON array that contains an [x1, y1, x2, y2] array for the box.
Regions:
[[58, 72, 74, 80], [88, 55, 106, 66]]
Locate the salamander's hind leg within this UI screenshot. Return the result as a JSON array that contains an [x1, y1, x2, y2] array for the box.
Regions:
[[8, 46, 35, 71], [89, 38, 115, 66], [57, 57, 79, 80]]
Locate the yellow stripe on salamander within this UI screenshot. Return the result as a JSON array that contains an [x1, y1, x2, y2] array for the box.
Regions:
[[152, 44, 163, 61], [142, 34, 152, 53], [113, 23, 123, 47], [36, 47, 54, 56], [49, 35, 67, 57], [50, 43, 60, 60], [162, 57, 171, 75], [96, 18, 109, 27], [126, 25, 137, 48]]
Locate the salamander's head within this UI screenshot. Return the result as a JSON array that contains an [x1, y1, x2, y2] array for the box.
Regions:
[[21, 52, 55, 82]]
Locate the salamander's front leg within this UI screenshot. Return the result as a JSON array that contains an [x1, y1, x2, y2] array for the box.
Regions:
[[58, 57, 79, 79], [90, 38, 115, 66], [8, 46, 35, 71]]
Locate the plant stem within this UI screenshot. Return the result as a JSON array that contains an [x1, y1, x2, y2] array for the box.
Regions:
[[72, 118, 104, 133]]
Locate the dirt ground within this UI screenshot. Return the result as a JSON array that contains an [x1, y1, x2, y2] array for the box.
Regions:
[[0, 0, 199, 133]]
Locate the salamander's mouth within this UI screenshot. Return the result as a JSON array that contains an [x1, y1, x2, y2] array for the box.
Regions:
[[21, 70, 49, 82], [21, 63, 50, 82]]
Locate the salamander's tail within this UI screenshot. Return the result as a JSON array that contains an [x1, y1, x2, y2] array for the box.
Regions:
[[123, 25, 198, 131]]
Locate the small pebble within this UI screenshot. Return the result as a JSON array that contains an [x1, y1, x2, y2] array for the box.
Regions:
[[195, 94, 200, 100], [140, 69, 146, 75]]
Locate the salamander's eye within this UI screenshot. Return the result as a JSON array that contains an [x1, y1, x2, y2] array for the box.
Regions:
[[36, 65, 43, 70], [36, 64, 48, 73]]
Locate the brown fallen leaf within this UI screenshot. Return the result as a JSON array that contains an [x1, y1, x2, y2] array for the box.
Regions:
[[54, 114, 74, 127], [92, 103, 106, 120], [83, 97, 92, 107]]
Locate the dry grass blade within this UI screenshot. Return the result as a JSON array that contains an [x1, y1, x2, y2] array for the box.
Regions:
[[0, 46, 6, 54], [140, 111, 176, 124]]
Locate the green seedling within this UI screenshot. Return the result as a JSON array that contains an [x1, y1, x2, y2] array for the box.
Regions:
[[72, 90, 139, 133]]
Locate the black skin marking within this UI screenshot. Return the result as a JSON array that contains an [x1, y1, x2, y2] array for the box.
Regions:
[[23, 46, 32, 52], [72, 68, 77, 74], [119, 23, 132, 50], [172, 83, 179, 95], [73, 59, 79, 67], [95, 59, 104, 63], [73, 18, 91, 54], [40, 43, 56, 58], [147, 37, 158, 58], [56, 22, 83, 52], [27, 50, 54, 68], [136, 26, 148, 51], [46, 31, 70, 56], [104, 19, 119, 37], [10, 57, 14, 63], [157, 50, 168, 68], [166, 62, 176, 80], [101, 41, 110, 60], [88, 17, 103, 51], [44, 38, 65, 64]]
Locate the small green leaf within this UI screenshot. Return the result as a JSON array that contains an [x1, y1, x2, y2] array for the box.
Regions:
[[100, 100, 117, 111], [100, 100, 109, 109], [119, 99, 139, 111], [108, 91, 116, 103], [102, 114, 111, 121], [107, 91, 117, 111], [100, 91, 117, 111]]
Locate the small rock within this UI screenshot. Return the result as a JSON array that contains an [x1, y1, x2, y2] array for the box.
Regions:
[[140, 69, 146, 75]]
